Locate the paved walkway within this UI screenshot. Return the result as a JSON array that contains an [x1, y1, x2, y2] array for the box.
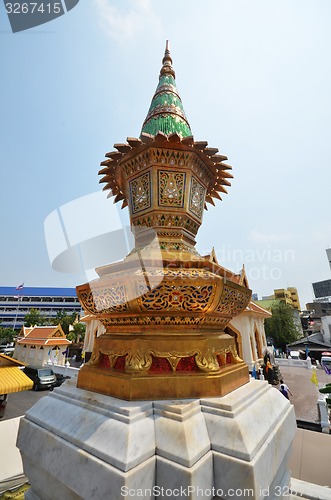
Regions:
[[276, 364, 331, 422]]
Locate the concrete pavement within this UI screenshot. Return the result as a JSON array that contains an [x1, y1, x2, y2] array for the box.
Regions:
[[276, 364, 331, 422]]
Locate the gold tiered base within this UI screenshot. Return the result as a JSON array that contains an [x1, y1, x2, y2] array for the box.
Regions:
[[77, 332, 249, 400], [78, 363, 248, 400], [76, 255, 252, 401]]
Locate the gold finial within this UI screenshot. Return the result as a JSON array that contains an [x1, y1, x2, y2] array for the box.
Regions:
[[160, 40, 175, 78]]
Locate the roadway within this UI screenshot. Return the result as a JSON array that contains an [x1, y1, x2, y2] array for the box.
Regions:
[[2, 388, 49, 421]]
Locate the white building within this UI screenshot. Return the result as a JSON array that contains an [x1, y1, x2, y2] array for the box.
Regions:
[[13, 325, 71, 367]]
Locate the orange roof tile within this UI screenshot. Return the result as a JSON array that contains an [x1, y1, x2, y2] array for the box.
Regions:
[[18, 338, 70, 346], [23, 325, 66, 340]]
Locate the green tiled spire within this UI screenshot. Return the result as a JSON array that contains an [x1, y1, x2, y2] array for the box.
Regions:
[[140, 41, 192, 138]]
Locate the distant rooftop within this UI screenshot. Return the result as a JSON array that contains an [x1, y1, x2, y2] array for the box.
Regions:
[[0, 287, 77, 297]]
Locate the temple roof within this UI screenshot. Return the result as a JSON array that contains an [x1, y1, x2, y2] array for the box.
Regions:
[[17, 325, 71, 346], [140, 41, 192, 138]]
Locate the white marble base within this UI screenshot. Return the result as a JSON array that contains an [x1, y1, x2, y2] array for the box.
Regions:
[[17, 379, 297, 500]]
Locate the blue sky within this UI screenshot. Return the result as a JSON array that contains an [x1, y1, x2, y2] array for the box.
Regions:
[[1, 0, 331, 308]]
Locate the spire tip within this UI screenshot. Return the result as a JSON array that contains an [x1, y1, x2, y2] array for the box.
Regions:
[[161, 40, 175, 78]]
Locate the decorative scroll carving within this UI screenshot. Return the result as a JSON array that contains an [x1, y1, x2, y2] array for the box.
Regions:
[[90, 344, 242, 375], [79, 286, 128, 314], [215, 285, 251, 316], [189, 177, 206, 219], [129, 172, 151, 213], [158, 170, 185, 207], [137, 283, 215, 312]]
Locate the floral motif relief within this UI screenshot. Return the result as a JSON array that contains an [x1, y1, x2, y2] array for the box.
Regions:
[[158, 171, 185, 207], [90, 346, 241, 374], [189, 177, 206, 219], [79, 286, 128, 314], [215, 285, 251, 316], [130, 172, 151, 213], [137, 283, 215, 312]]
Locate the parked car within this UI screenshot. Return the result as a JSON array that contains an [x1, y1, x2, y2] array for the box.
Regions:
[[0, 394, 8, 418], [23, 366, 57, 391], [54, 373, 70, 387]]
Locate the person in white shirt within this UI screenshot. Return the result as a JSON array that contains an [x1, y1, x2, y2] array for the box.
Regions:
[[279, 379, 292, 399]]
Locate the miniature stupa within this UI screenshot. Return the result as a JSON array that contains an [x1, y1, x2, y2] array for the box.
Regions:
[[18, 43, 297, 500], [76, 42, 252, 400]]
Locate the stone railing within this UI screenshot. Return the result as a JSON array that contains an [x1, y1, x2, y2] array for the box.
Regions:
[[317, 396, 330, 434], [50, 363, 80, 378], [275, 358, 312, 369]]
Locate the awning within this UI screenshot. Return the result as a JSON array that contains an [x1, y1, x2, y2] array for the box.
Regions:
[[0, 367, 33, 394]]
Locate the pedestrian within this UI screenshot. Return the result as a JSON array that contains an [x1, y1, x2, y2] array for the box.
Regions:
[[279, 379, 292, 399]]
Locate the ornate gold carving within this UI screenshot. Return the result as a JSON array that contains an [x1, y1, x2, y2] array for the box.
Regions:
[[137, 283, 215, 312], [189, 177, 206, 219], [134, 213, 200, 237], [89, 342, 242, 376], [150, 350, 198, 371], [101, 316, 205, 327], [151, 148, 211, 185], [122, 151, 151, 176], [195, 351, 220, 372], [158, 170, 185, 207], [215, 284, 251, 316], [79, 287, 128, 314], [125, 349, 152, 373], [135, 268, 212, 279], [129, 172, 151, 213]]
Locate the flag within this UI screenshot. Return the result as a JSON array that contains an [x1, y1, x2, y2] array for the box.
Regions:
[[16, 283, 24, 290], [47, 349, 51, 356], [251, 365, 257, 379], [81, 350, 85, 360], [55, 347, 59, 357], [62, 347, 68, 356], [310, 368, 318, 386], [305, 345, 309, 358], [323, 364, 331, 375]]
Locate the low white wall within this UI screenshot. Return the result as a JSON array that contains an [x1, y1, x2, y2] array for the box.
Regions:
[[0, 417, 23, 484], [276, 358, 312, 369], [50, 364, 80, 378], [290, 428, 331, 487], [318, 397, 330, 433]]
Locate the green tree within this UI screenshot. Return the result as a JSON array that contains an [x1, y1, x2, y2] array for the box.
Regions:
[[73, 322, 86, 343], [66, 322, 86, 343], [0, 327, 16, 344], [264, 301, 301, 351], [24, 308, 46, 327], [52, 310, 77, 335]]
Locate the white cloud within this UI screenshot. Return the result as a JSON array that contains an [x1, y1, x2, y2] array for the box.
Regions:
[[93, 0, 161, 43]]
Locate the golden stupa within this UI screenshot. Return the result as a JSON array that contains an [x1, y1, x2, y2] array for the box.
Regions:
[[76, 42, 252, 400]]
